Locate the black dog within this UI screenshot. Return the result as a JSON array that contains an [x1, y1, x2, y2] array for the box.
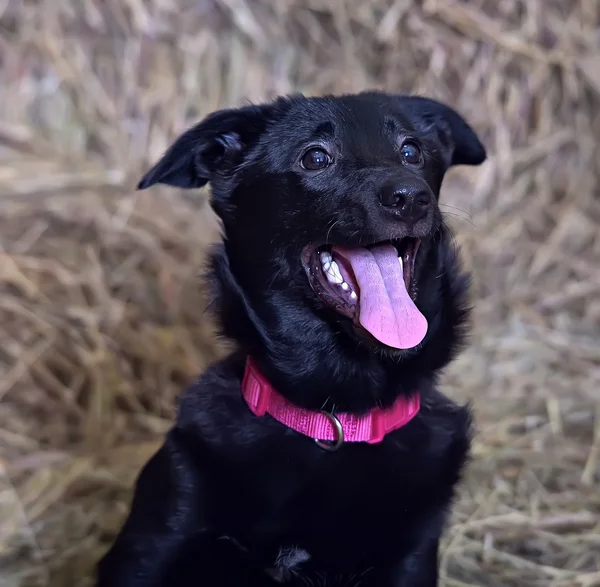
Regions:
[[96, 92, 486, 587]]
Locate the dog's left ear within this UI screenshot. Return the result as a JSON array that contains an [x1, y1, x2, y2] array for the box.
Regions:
[[137, 104, 274, 190], [399, 96, 486, 167]]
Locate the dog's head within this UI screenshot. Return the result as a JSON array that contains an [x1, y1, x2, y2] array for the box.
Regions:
[[139, 93, 485, 409]]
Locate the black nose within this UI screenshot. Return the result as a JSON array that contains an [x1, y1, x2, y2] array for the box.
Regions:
[[379, 183, 431, 222]]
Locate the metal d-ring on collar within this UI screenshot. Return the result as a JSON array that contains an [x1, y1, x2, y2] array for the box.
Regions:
[[314, 411, 344, 451]]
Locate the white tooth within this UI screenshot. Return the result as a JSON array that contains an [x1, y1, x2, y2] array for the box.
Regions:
[[323, 261, 331, 271], [330, 261, 343, 283], [320, 251, 332, 263], [325, 271, 337, 285], [398, 256, 404, 271], [341, 282, 349, 290], [350, 291, 357, 300]]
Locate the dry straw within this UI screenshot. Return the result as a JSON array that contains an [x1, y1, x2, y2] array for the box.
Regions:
[[0, 1, 599, 585]]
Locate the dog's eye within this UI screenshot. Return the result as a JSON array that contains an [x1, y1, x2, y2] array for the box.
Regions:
[[300, 148, 331, 170], [400, 141, 421, 165]]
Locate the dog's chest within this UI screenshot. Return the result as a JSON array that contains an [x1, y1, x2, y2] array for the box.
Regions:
[[238, 451, 438, 569]]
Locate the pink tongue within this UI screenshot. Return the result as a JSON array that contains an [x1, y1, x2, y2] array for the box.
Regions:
[[333, 244, 428, 349]]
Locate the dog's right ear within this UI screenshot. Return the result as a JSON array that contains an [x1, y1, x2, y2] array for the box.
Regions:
[[137, 104, 274, 190]]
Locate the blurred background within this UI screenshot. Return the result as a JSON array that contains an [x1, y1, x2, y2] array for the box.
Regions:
[[0, 1, 599, 586]]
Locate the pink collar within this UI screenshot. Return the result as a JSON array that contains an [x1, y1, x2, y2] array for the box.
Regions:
[[241, 358, 420, 450]]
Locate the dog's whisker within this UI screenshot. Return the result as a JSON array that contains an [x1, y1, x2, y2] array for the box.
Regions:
[[267, 265, 288, 289], [441, 211, 477, 228], [325, 219, 340, 245], [439, 203, 473, 219], [355, 230, 366, 245], [441, 220, 461, 256], [320, 396, 332, 411]]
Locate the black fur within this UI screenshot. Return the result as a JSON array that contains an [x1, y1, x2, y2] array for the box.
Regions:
[[97, 92, 486, 587]]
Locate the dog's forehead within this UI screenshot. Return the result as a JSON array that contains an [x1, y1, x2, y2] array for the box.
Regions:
[[286, 94, 412, 137], [273, 95, 415, 143]]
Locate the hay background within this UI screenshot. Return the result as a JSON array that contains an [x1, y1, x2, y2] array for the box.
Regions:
[[1, 1, 599, 585]]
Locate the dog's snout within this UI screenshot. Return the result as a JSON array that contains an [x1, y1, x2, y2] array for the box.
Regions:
[[378, 182, 431, 222]]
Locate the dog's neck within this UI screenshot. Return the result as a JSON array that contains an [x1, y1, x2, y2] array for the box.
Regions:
[[241, 356, 420, 447]]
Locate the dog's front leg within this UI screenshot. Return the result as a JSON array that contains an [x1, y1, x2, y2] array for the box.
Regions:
[[96, 429, 214, 587]]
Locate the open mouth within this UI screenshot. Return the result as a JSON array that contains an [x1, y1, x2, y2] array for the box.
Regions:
[[302, 238, 428, 350]]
